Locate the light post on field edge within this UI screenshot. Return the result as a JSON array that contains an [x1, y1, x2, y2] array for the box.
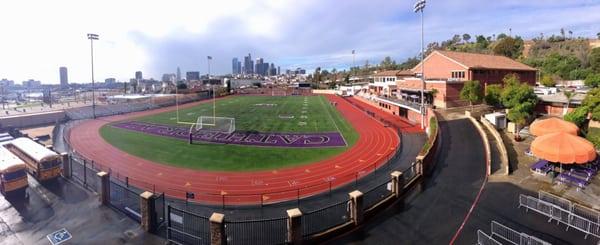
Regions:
[[87, 33, 99, 119], [414, 0, 426, 129]]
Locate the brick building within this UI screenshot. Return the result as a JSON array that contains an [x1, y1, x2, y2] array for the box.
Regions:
[[399, 50, 537, 108], [369, 70, 413, 97], [359, 50, 537, 125]]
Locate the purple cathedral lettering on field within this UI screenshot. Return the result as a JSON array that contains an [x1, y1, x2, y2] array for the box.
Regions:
[[112, 121, 347, 148]]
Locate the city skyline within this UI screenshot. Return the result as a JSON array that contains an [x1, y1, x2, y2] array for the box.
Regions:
[[0, 0, 599, 84]]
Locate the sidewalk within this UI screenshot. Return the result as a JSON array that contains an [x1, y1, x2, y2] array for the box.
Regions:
[[0, 177, 164, 244]]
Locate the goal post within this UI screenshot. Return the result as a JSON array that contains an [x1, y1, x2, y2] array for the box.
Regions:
[[194, 116, 236, 134]]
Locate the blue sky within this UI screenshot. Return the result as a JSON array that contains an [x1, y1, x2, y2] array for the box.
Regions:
[[1, 0, 599, 84]]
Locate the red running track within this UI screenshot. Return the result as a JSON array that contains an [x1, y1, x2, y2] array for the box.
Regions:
[[68, 94, 400, 205]]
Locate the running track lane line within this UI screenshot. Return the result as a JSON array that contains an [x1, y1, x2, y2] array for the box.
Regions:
[[68, 95, 399, 204]]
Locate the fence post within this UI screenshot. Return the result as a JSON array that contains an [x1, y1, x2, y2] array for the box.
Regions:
[[349, 190, 364, 225], [210, 213, 226, 245], [140, 191, 156, 233], [61, 153, 70, 178], [287, 208, 303, 245], [390, 171, 404, 198], [83, 159, 87, 185], [415, 157, 424, 176], [97, 171, 110, 205]]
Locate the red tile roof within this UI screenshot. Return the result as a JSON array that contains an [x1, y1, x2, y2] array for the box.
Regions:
[[435, 50, 537, 71], [373, 69, 414, 77]]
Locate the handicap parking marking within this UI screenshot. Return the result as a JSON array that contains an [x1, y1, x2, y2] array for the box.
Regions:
[[47, 228, 72, 245]]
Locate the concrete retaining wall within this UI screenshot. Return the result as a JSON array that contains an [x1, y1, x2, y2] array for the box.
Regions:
[[0, 110, 66, 128], [480, 116, 510, 175]]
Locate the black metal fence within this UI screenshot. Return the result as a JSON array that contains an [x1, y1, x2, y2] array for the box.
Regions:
[[69, 154, 101, 193], [167, 205, 210, 245], [58, 95, 432, 244], [301, 199, 351, 238], [109, 179, 142, 222], [363, 180, 393, 211], [154, 193, 166, 230], [224, 217, 289, 245]]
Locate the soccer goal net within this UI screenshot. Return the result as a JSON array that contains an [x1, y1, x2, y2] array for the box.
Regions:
[[194, 116, 236, 134], [271, 90, 287, 96]]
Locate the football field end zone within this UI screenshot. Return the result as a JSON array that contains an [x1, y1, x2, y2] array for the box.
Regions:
[[67, 94, 400, 205]]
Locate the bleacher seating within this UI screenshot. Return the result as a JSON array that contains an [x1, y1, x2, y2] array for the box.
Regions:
[[64, 93, 210, 120]]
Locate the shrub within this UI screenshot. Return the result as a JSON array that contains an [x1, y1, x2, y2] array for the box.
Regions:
[[564, 106, 589, 127]]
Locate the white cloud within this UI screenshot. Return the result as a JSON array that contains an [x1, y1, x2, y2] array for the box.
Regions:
[[0, 0, 598, 84]]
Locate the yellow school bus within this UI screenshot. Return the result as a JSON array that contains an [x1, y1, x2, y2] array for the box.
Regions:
[[5, 137, 62, 181], [0, 146, 29, 195]]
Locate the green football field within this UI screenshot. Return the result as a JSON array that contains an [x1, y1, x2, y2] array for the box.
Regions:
[[100, 95, 359, 171]]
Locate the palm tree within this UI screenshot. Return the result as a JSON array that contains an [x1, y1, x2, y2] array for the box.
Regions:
[[563, 90, 574, 115]]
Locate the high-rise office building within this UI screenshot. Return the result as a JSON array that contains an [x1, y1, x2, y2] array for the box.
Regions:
[[105, 78, 116, 84], [232, 58, 237, 74], [162, 73, 176, 82], [277, 66, 281, 75], [135, 71, 143, 80], [22, 79, 41, 88], [59, 67, 68, 88], [186, 71, 200, 81], [269, 63, 277, 76], [244, 53, 254, 74], [0, 79, 15, 87], [176, 67, 181, 81]]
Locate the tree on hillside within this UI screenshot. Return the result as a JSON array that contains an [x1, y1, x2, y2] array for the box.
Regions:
[[541, 53, 581, 79], [484, 84, 503, 108], [597, 32, 600, 39], [460, 80, 483, 111], [590, 48, 600, 72], [398, 57, 420, 70], [569, 68, 592, 80], [540, 75, 556, 87], [497, 33, 508, 40], [380, 56, 395, 70], [492, 36, 524, 59], [585, 74, 600, 88], [563, 90, 575, 115], [462, 34, 471, 43], [476, 35, 489, 49]]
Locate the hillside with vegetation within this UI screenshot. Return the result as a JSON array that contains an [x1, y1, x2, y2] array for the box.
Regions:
[[310, 30, 600, 89]]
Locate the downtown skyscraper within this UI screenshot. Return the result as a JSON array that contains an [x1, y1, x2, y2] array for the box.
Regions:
[[232, 58, 242, 75], [59, 66, 68, 88], [244, 53, 254, 74]]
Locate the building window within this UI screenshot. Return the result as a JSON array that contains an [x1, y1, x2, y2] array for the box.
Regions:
[[451, 71, 465, 79]]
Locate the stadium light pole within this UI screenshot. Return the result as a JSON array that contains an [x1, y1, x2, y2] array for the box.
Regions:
[[414, 0, 426, 129], [207, 56, 215, 121], [352, 50, 356, 79], [87, 33, 99, 119]]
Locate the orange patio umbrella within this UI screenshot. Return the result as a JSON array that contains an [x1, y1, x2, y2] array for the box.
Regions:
[[530, 117, 578, 137], [530, 132, 596, 164]]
